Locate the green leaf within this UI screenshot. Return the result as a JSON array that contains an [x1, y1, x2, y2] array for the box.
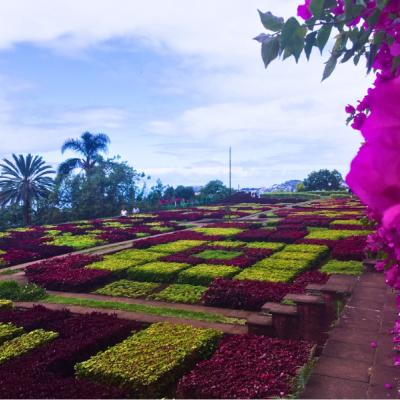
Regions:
[[310, 0, 324, 19], [322, 55, 337, 80], [391, 56, 400, 75], [367, 9, 381, 29], [261, 36, 280, 68], [281, 17, 301, 49], [377, 0, 390, 9], [317, 24, 332, 53], [258, 10, 284, 32], [305, 31, 318, 60]]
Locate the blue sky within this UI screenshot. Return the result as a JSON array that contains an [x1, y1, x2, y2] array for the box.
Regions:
[[0, 0, 372, 188]]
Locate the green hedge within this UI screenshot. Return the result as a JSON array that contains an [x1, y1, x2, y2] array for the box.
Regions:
[[234, 267, 299, 283], [192, 227, 244, 237], [87, 258, 139, 273], [305, 228, 371, 240], [94, 280, 160, 298], [148, 240, 206, 254], [176, 264, 240, 286], [253, 258, 312, 271], [195, 250, 242, 260], [0, 281, 46, 302], [106, 249, 164, 263], [0, 299, 12, 310], [0, 329, 58, 364], [245, 242, 286, 251], [50, 234, 105, 249], [75, 322, 223, 397], [320, 260, 364, 275], [127, 262, 190, 283], [206, 241, 245, 248], [0, 323, 24, 345], [283, 244, 329, 255], [150, 284, 207, 304]]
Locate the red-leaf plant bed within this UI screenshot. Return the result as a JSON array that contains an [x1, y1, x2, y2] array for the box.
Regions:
[[0, 306, 140, 398], [202, 271, 328, 311], [25, 254, 111, 292], [161, 245, 272, 268], [176, 334, 314, 399]]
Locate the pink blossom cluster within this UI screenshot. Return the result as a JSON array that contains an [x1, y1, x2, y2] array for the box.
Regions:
[[298, 0, 400, 369]]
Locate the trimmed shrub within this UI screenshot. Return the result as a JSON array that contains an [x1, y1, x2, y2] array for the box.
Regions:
[[233, 267, 299, 283], [235, 229, 273, 242], [177, 264, 241, 286], [148, 240, 207, 254], [75, 322, 223, 397], [0, 323, 24, 345], [0, 329, 58, 364], [195, 250, 243, 260], [306, 228, 371, 240], [176, 334, 314, 399], [320, 260, 364, 275], [150, 284, 207, 304], [193, 227, 244, 237], [0, 281, 46, 301], [206, 241, 246, 248], [107, 249, 164, 263], [127, 262, 190, 283], [86, 258, 139, 273], [0, 299, 12, 310], [94, 280, 160, 298], [245, 242, 286, 251]]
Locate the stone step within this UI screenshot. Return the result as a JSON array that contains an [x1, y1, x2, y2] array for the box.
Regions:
[[261, 302, 297, 316], [246, 314, 274, 336], [284, 293, 325, 305]]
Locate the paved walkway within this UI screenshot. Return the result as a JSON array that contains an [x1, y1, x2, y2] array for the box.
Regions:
[[302, 271, 399, 399]]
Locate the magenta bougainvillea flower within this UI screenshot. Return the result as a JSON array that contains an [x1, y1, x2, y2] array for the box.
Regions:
[[297, 0, 312, 20]]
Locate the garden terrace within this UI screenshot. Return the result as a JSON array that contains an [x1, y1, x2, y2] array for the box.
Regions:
[[0, 304, 317, 398], [0, 203, 275, 268], [21, 198, 371, 316], [0, 197, 382, 398]]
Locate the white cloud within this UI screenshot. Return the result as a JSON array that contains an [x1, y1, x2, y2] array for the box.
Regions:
[[0, 0, 372, 186]]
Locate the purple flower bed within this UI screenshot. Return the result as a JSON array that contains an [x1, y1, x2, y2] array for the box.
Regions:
[[0, 306, 140, 398], [296, 238, 338, 249], [25, 254, 111, 292], [176, 334, 314, 399], [0, 305, 71, 331], [331, 236, 366, 261], [132, 230, 220, 249], [202, 271, 329, 311], [235, 229, 274, 242], [268, 229, 308, 243]]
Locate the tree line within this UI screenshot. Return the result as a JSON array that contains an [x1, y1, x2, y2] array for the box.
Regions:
[[0, 132, 230, 228]]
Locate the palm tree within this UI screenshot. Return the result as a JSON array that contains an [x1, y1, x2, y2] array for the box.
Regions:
[[0, 154, 55, 225], [58, 132, 110, 178]]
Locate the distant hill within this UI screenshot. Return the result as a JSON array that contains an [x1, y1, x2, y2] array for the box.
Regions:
[[264, 180, 302, 193]]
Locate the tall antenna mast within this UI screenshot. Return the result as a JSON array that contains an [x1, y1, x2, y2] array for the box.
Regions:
[[229, 146, 232, 195]]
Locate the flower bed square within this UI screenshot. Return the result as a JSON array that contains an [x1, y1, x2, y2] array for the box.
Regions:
[[0, 329, 58, 365], [320, 260, 364, 275], [177, 264, 241, 286], [194, 249, 243, 260], [233, 267, 299, 283], [206, 241, 246, 248], [176, 334, 314, 399], [245, 242, 286, 251], [193, 227, 244, 237], [267, 229, 308, 243], [86, 258, 141, 273], [127, 262, 190, 283], [331, 236, 366, 261], [150, 284, 207, 304], [75, 322, 223, 398], [235, 229, 273, 242], [94, 280, 160, 298], [148, 240, 207, 254], [0, 323, 24, 345], [305, 228, 371, 240]]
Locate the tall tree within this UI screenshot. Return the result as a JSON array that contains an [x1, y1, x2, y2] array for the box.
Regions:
[[0, 154, 54, 225], [58, 132, 110, 178], [302, 169, 344, 191]]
